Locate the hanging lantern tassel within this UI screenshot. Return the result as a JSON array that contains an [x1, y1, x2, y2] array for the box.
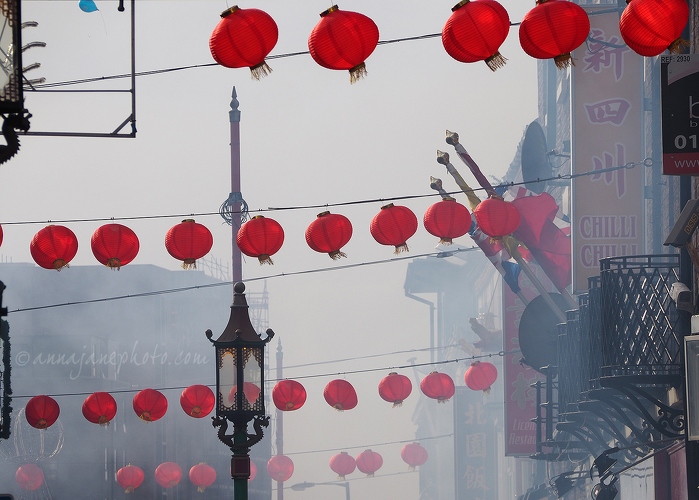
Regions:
[[349, 62, 368, 84], [485, 52, 507, 71], [257, 254, 274, 265], [250, 61, 272, 81]]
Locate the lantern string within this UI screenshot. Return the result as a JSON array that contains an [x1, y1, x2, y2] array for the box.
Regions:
[[284, 434, 452, 457], [5, 247, 479, 314], [0, 160, 648, 226], [11, 349, 518, 400]]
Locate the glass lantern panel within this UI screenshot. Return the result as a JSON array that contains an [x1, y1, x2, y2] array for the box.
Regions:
[[242, 347, 262, 410], [219, 349, 237, 410]]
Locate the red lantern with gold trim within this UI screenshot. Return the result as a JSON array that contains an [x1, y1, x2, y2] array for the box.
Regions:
[[442, 0, 511, 71], [165, 219, 213, 269], [324, 379, 358, 411], [155, 462, 182, 488], [236, 215, 285, 265], [267, 455, 294, 482], [25, 395, 60, 429], [420, 371, 455, 402], [519, 0, 590, 69], [133, 388, 168, 422], [209, 6, 278, 79], [473, 197, 520, 238], [180, 384, 215, 418], [355, 449, 383, 477], [423, 197, 471, 245], [401, 442, 428, 470], [464, 360, 498, 393], [305, 211, 353, 260], [16, 464, 44, 491], [619, 0, 689, 57], [272, 379, 307, 411], [91, 223, 139, 269], [370, 204, 418, 253], [308, 5, 379, 83], [378, 372, 412, 407], [117, 465, 144, 493], [189, 463, 216, 493], [82, 391, 117, 426], [30, 225, 78, 271], [330, 451, 356, 480]]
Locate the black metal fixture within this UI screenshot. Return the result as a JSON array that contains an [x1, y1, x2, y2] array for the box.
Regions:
[[550, 470, 587, 498], [591, 477, 618, 500], [590, 448, 618, 479], [206, 282, 275, 500]]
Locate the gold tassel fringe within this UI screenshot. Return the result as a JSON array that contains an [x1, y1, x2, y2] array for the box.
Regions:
[[106, 258, 122, 270], [439, 238, 453, 245], [126, 486, 135, 493], [668, 37, 690, 54], [198, 486, 206, 493], [328, 250, 347, 260], [250, 61, 273, 80], [394, 243, 409, 254], [554, 53, 575, 70], [349, 62, 368, 84], [258, 254, 274, 265], [485, 52, 507, 71], [392, 401, 404, 408], [53, 259, 69, 271], [182, 259, 197, 270]]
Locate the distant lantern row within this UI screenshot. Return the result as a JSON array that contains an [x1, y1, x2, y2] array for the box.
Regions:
[[14, 444, 428, 493], [208, 0, 688, 83], [22, 364, 498, 434], [0, 198, 525, 270]]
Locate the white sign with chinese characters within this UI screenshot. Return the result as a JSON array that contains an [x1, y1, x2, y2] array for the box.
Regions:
[[571, 6, 645, 292]]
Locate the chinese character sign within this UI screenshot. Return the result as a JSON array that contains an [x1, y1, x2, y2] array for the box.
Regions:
[[571, 6, 644, 292], [661, 55, 699, 175], [455, 387, 498, 499]]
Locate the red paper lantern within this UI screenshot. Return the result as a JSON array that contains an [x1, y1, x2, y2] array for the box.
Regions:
[[423, 197, 471, 245], [209, 6, 279, 79], [619, 0, 689, 57], [355, 449, 383, 476], [519, 0, 590, 69], [91, 223, 139, 269], [324, 379, 358, 411], [165, 219, 213, 269], [473, 197, 521, 238], [401, 442, 428, 469], [442, 0, 511, 71], [16, 464, 44, 491], [330, 451, 356, 480], [25, 395, 60, 429], [464, 361, 499, 393], [82, 391, 117, 426], [305, 211, 353, 260], [267, 455, 294, 482], [420, 371, 455, 402], [29, 225, 78, 271], [370, 203, 418, 253], [236, 215, 285, 265], [249, 461, 257, 481], [378, 372, 412, 407], [155, 462, 182, 488], [117, 465, 145, 493], [133, 388, 168, 422], [272, 379, 307, 411], [0, 224, 3, 247], [308, 5, 380, 83], [180, 384, 215, 418], [189, 463, 216, 492], [228, 382, 261, 406]]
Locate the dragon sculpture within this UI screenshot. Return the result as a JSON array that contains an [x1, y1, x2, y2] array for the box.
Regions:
[[212, 413, 270, 451], [0, 112, 31, 165]]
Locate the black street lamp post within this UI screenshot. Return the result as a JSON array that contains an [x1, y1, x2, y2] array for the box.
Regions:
[[207, 282, 275, 500]]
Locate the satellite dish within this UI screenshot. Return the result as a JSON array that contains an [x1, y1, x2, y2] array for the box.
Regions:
[[520, 120, 552, 194], [518, 292, 569, 373]]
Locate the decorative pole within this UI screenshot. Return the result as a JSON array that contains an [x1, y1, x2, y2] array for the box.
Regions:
[[220, 87, 246, 284]]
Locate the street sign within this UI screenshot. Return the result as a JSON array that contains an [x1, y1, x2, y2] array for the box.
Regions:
[[661, 54, 699, 175]]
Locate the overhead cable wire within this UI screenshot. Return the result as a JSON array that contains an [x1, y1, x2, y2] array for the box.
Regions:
[[0, 161, 650, 226], [6, 246, 479, 314]]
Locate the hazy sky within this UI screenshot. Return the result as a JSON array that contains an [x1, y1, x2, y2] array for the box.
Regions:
[[0, 0, 538, 497]]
